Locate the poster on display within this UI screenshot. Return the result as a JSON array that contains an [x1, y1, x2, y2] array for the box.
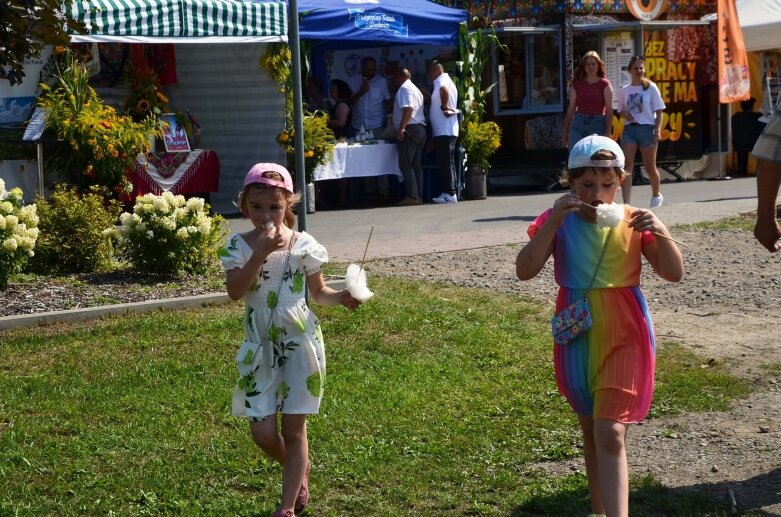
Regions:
[[641, 37, 703, 157], [160, 114, 191, 153], [0, 47, 52, 126], [603, 33, 635, 111]]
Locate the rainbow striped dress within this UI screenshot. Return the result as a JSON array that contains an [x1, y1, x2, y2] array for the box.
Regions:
[[529, 206, 657, 423]]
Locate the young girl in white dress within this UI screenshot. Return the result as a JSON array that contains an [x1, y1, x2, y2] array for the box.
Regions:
[[220, 163, 361, 517]]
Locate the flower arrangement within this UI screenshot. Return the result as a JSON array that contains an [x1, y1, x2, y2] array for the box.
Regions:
[[461, 120, 502, 173], [110, 192, 225, 275], [37, 47, 159, 195], [124, 63, 170, 121], [0, 179, 39, 288], [276, 111, 334, 184]]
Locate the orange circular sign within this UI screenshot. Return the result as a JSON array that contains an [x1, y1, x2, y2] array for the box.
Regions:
[[625, 0, 669, 21]]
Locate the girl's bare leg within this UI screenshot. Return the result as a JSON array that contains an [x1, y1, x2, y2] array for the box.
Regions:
[[639, 145, 661, 198], [620, 142, 638, 203], [278, 414, 308, 512], [578, 415, 605, 515], [250, 415, 286, 463], [593, 419, 629, 517]]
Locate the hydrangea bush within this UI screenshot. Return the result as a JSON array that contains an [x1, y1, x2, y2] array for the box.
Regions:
[[111, 192, 225, 275], [0, 179, 39, 288]]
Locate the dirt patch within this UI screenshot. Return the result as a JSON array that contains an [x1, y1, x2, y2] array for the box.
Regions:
[[365, 227, 781, 515]]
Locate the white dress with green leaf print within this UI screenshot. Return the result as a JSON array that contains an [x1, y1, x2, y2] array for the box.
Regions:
[[220, 231, 327, 419]]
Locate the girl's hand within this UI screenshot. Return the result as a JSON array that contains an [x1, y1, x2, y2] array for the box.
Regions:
[[627, 208, 666, 235], [550, 193, 582, 223], [253, 225, 285, 257], [339, 289, 362, 311]]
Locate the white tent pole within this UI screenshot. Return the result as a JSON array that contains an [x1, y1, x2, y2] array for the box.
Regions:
[[288, 0, 307, 231]]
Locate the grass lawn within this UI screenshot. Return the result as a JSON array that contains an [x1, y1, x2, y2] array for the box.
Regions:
[[0, 277, 749, 516]]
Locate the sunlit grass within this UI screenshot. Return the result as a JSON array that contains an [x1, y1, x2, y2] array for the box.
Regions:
[[0, 277, 751, 515]]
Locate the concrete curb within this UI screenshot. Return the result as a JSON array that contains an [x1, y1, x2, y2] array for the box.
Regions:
[[0, 293, 233, 331], [0, 280, 350, 331]]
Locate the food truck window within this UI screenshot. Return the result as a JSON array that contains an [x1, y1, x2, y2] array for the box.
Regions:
[[492, 27, 562, 116]]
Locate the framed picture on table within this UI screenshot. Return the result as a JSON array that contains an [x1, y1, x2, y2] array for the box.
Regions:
[[160, 113, 190, 152]]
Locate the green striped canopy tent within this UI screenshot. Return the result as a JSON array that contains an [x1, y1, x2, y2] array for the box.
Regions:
[[66, 0, 287, 43]]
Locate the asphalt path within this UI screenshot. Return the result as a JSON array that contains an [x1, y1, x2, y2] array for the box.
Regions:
[[228, 177, 760, 261]]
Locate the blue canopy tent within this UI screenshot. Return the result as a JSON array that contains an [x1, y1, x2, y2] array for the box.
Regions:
[[295, 0, 468, 46], [284, 0, 468, 212]]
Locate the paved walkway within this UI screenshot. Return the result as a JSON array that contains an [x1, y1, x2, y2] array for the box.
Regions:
[[229, 177, 760, 262]]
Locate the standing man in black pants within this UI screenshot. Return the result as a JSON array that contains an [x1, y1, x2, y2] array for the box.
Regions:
[[428, 60, 460, 204], [392, 68, 427, 206]]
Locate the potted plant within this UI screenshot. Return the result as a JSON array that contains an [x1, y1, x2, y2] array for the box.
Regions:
[[461, 120, 501, 199], [453, 20, 505, 200]]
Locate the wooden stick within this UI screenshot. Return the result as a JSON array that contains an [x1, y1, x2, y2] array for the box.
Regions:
[[359, 225, 375, 267], [579, 202, 689, 248], [728, 488, 738, 514]]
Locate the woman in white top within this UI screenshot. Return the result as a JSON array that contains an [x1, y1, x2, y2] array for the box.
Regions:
[[619, 56, 666, 207]]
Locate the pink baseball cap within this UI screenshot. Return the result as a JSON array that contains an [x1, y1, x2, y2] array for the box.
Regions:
[[243, 163, 294, 192]]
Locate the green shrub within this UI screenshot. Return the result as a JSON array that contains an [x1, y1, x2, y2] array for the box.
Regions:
[[28, 184, 121, 274], [112, 192, 225, 275], [0, 179, 39, 288]]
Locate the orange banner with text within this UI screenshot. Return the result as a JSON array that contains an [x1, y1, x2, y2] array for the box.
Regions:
[[717, 0, 750, 103]]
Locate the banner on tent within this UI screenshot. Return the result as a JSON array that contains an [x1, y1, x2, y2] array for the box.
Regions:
[[349, 9, 408, 38], [717, 0, 750, 103]]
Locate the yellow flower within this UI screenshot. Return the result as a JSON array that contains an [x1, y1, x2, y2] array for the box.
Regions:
[[155, 91, 169, 103], [304, 150, 314, 158], [137, 99, 151, 111]]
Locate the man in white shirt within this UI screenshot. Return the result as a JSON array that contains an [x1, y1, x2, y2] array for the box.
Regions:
[[349, 57, 392, 204], [349, 57, 391, 135], [391, 69, 427, 206], [427, 61, 460, 204]]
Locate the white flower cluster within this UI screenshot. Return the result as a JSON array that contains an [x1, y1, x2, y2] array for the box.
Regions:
[[596, 202, 624, 229], [0, 178, 39, 257], [113, 191, 212, 241]]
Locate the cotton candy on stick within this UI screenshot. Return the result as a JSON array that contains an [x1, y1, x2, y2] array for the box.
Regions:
[[595, 202, 624, 229], [581, 202, 688, 247], [345, 225, 376, 302], [345, 263, 374, 301]]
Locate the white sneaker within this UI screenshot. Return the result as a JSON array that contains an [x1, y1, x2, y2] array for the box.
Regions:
[[650, 194, 664, 208], [432, 193, 457, 204]]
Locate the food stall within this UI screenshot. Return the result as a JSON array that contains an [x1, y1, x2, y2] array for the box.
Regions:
[[439, 0, 718, 188]]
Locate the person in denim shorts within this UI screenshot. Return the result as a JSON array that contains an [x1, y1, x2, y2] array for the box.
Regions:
[[618, 56, 666, 208], [562, 51, 614, 150]]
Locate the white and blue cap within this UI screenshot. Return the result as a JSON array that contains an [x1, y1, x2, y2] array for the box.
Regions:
[[567, 134, 625, 170]]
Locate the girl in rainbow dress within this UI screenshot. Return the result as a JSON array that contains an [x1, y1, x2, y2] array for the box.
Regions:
[[515, 135, 684, 517]]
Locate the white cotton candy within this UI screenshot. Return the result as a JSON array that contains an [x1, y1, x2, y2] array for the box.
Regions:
[[596, 202, 624, 229], [262, 222, 274, 231], [345, 263, 374, 302]]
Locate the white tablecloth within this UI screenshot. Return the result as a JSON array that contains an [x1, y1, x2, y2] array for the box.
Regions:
[[314, 142, 402, 181]]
